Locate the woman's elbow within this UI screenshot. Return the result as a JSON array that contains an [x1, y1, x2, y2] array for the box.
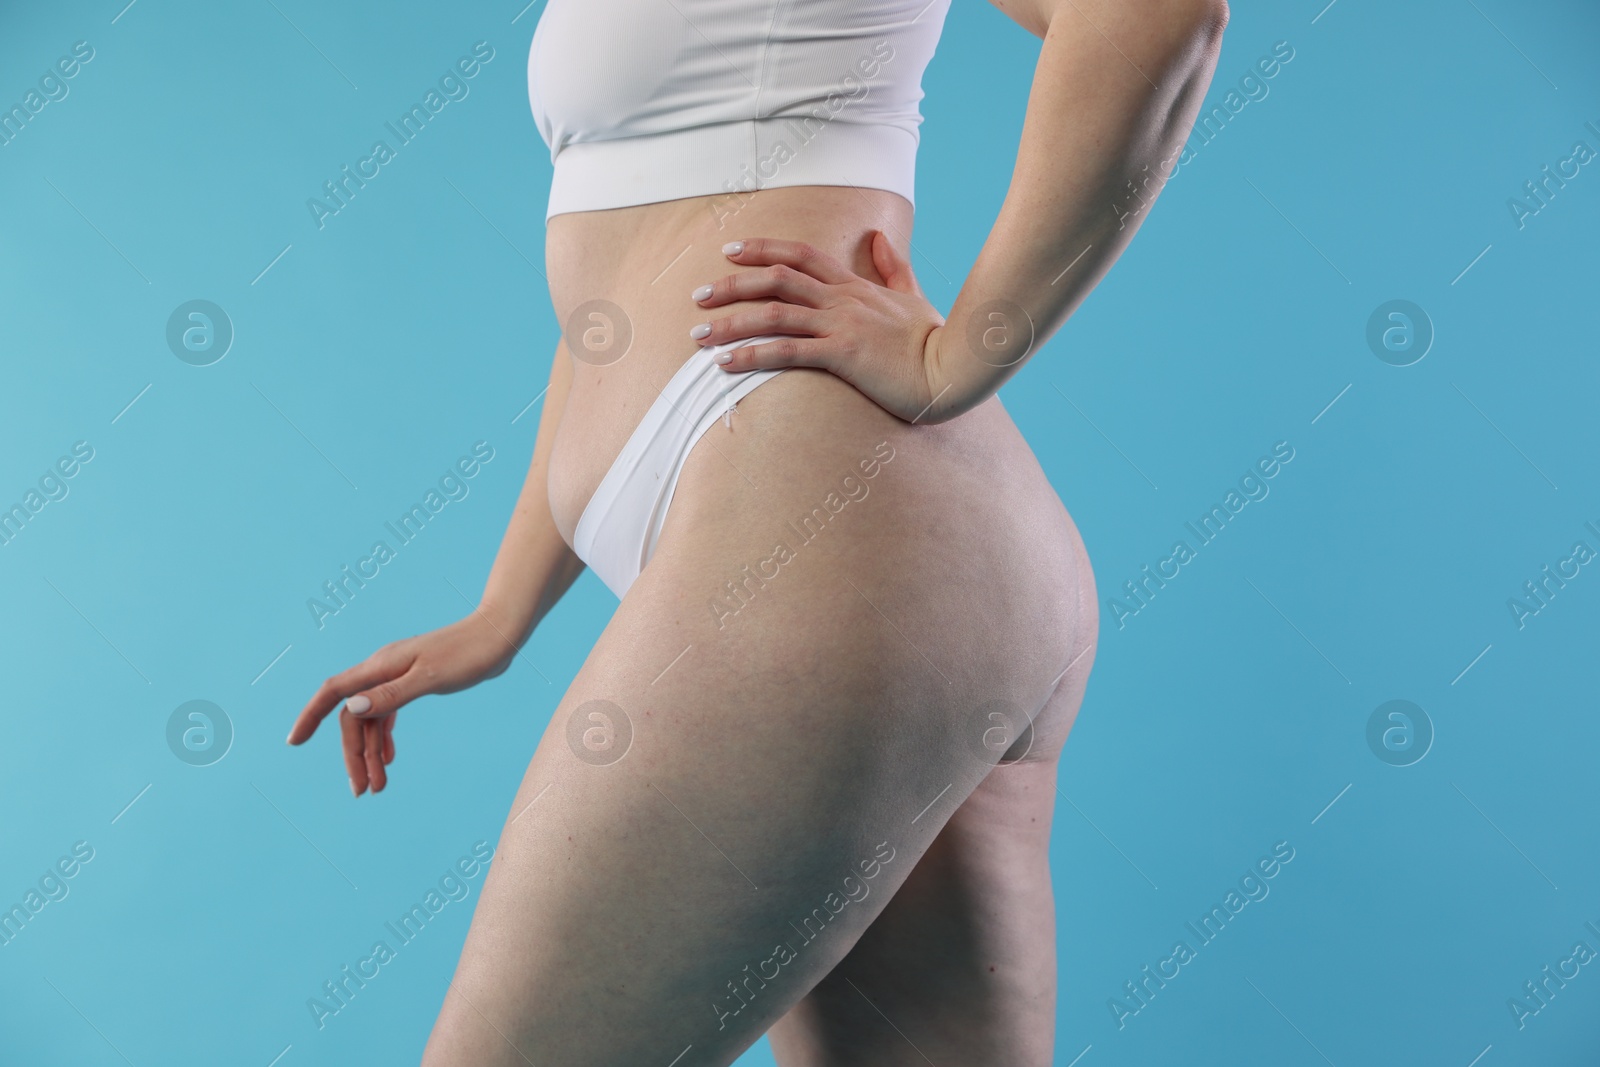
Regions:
[[1108, 0, 1229, 62], [1153, 0, 1228, 68], [1185, 0, 1229, 44]]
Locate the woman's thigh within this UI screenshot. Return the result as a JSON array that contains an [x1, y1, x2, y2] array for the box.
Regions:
[[767, 695, 1085, 1067], [422, 371, 1095, 1066]]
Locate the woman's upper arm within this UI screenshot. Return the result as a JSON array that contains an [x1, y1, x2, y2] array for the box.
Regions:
[[987, 0, 1228, 43]]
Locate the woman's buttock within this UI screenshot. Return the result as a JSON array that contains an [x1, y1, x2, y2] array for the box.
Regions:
[[632, 363, 1096, 757]]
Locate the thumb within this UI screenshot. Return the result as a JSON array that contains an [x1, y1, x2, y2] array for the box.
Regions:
[[345, 676, 412, 720], [871, 229, 921, 296]]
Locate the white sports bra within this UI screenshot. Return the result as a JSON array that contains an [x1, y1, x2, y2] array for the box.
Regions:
[[527, 0, 952, 220]]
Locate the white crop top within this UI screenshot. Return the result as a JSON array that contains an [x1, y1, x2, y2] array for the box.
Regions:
[[527, 0, 952, 220]]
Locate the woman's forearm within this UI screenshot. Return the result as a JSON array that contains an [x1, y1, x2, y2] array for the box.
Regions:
[[478, 341, 585, 646], [932, 0, 1228, 416]]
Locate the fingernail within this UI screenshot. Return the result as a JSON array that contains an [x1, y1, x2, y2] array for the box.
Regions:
[[722, 241, 743, 256], [715, 350, 734, 366], [350, 779, 359, 797], [691, 284, 713, 301], [689, 322, 712, 340], [284, 733, 293, 745], [346, 694, 371, 715]]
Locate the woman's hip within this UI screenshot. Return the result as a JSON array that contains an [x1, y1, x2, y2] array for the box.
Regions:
[[631, 363, 1097, 708]]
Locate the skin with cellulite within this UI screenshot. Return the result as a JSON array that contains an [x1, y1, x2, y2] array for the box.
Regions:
[[287, 0, 1228, 1062]]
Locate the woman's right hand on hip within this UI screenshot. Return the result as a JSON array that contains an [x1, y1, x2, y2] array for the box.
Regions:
[[285, 611, 520, 797]]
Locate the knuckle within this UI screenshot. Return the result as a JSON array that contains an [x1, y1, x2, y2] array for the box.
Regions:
[[376, 641, 410, 667], [760, 301, 785, 324]]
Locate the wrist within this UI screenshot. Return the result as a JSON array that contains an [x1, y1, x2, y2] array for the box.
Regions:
[[921, 324, 1000, 423], [473, 593, 537, 652]]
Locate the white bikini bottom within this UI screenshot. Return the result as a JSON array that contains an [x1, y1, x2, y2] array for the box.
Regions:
[[571, 335, 791, 599]]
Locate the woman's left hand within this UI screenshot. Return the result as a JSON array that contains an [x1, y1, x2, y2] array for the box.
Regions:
[[690, 231, 952, 424]]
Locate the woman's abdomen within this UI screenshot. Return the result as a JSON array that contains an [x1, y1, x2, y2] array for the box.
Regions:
[[542, 186, 914, 544]]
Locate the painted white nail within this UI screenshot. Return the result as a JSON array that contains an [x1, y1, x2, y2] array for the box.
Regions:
[[715, 350, 734, 366], [689, 322, 712, 340], [691, 284, 714, 301], [722, 241, 744, 256], [347, 694, 372, 715]]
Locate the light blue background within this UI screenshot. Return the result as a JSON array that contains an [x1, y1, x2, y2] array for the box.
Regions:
[[2, 0, 1596, 1064]]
